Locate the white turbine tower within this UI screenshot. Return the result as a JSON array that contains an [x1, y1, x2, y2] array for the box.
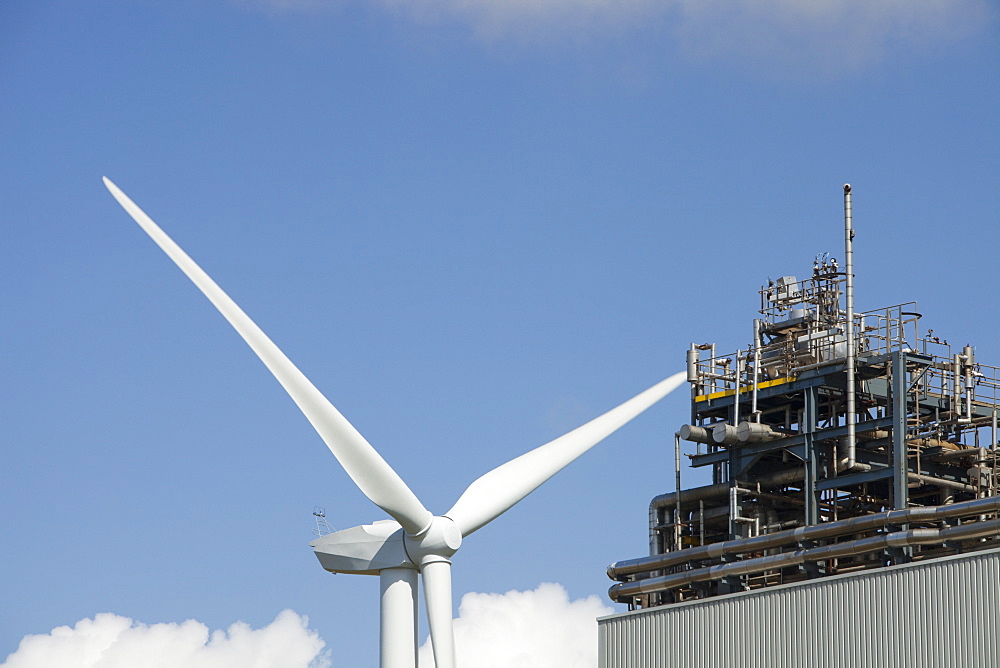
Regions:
[[103, 177, 685, 668]]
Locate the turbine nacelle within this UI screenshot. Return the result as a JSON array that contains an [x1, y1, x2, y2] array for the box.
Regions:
[[311, 520, 410, 575], [310, 515, 463, 575]]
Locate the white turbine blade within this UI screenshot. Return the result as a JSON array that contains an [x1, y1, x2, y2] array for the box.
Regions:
[[103, 177, 433, 536], [421, 561, 457, 668], [446, 371, 686, 537]]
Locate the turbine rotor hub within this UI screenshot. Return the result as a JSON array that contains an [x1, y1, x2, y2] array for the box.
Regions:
[[404, 515, 463, 565]]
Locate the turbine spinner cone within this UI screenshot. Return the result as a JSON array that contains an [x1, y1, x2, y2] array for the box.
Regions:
[[404, 515, 463, 566]]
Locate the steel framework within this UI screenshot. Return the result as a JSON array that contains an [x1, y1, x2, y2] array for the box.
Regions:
[[608, 187, 1000, 608]]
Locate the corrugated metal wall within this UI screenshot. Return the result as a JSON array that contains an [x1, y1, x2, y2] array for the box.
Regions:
[[598, 548, 1000, 668]]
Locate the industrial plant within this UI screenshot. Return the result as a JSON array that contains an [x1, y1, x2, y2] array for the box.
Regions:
[[107, 177, 998, 668], [599, 186, 1000, 667]]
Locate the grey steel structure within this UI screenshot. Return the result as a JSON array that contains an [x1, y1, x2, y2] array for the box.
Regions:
[[601, 187, 1000, 664]]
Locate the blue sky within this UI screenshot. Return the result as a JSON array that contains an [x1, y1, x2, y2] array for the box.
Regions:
[[2, 1, 998, 665]]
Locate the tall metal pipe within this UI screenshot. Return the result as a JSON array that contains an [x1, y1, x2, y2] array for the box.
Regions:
[[993, 408, 997, 453], [674, 433, 682, 553], [709, 343, 717, 394], [649, 503, 662, 556], [993, 408, 998, 498], [751, 319, 762, 420], [733, 348, 743, 428], [729, 486, 738, 539], [844, 184, 857, 470], [954, 353, 964, 419], [964, 345, 975, 422], [687, 344, 699, 383]]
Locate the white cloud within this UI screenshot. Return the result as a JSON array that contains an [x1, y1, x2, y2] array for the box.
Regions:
[[665, 0, 993, 72], [5, 586, 612, 668], [379, 0, 660, 40], [418, 583, 613, 668], [243, 0, 995, 72], [2, 610, 330, 668]]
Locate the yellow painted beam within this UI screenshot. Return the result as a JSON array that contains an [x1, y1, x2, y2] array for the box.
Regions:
[[695, 376, 795, 402]]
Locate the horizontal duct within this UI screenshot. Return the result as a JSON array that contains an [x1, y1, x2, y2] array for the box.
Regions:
[[610, 516, 1000, 602], [627, 495, 1000, 581]]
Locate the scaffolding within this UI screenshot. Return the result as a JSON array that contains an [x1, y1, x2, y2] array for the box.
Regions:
[[607, 186, 1000, 608]]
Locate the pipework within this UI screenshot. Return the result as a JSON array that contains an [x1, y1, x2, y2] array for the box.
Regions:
[[624, 185, 1000, 609]]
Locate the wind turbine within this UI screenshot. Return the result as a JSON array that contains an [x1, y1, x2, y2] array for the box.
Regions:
[[103, 177, 685, 668]]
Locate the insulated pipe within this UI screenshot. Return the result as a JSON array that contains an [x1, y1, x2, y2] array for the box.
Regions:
[[708, 343, 717, 393], [712, 423, 740, 445], [699, 372, 735, 382], [964, 345, 975, 423], [650, 466, 810, 512], [737, 421, 783, 443], [648, 466, 977, 546], [940, 516, 1000, 542], [836, 437, 871, 473], [609, 517, 1000, 601], [648, 502, 662, 556], [649, 483, 729, 555], [911, 437, 964, 451], [734, 349, 743, 428], [699, 501, 706, 545], [994, 411, 999, 498], [646, 467, 974, 555], [729, 486, 738, 538], [993, 409, 997, 457], [908, 473, 978, 493], [674, 433, 682, 553], [679, 424, 713, 444], [844, 184, 858, 471], [624, 495, 1000, 580], [648, 467, 815, 556], [629, 495, 1000, 579], [687, 345, 699, 383], [954, 354, 963, 418], [931, 446, 985, 463]]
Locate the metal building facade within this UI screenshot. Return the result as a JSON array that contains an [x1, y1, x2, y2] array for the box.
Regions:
[[598, 547, 1000, 668]]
